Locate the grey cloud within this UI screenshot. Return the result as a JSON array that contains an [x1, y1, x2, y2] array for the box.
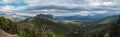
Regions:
[[25, 5, 120, 12], [17, 0, 120, 16], [25, 5, 87, 12]]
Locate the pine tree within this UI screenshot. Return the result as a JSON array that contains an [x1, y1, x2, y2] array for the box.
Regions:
[[109, 15, 120, 37], [0, 16, 19, 34]]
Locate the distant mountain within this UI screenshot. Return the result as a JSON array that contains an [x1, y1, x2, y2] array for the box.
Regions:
[[96, 15, 120, 24], [83, 15, 120, 31], [0, 13, 120, 37], [84, 15, 120, 37], [0, 13, 5, 16], [3, 13, 31, 21], [55, 14, 111, 22]]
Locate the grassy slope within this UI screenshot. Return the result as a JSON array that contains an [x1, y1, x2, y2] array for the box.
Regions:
[[17, 17, 82, 37]]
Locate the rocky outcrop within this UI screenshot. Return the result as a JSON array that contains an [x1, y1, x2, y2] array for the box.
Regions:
[[0, 29, 18, 37], [35, 14, 54, 19]]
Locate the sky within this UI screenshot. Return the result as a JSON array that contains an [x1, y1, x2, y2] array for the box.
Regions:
[[0, 0, 120, 16]]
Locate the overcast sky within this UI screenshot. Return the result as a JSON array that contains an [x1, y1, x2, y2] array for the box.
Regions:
[[0, 0, 120, 16]]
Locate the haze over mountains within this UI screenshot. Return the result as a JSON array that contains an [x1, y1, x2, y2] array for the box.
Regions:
[[0, 13, 119, 22]]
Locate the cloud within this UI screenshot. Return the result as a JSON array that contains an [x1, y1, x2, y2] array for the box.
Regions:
[[0, 0, 120, 16], [72, 11, 108, 16], [21, 4, 119, 16], [0, 0, 16, 4], [86, 0, 117, 7], [24, 5, 119, 13], [77, 11, 92, 16], [23, 0, 119, 8], [1, 0, 13, 4], [18, 0, 120, 16], [0, 5, 15, 12]]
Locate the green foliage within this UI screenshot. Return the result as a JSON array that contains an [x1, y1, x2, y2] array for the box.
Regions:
[[108, 15, 120, 37], [17, 17, 72, 37], [84, 15, 120, 37], [16, 17, 89, 37], [1, 15, 120, 37], [0, 16, 19, 34], [0, 17, 10, 30]]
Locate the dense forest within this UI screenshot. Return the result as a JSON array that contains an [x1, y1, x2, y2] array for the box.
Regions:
[[0, 15, 120, 37]]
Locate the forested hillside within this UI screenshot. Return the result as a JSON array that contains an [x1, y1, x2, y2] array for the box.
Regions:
[[84, 15, 120, 37], [0, 15, 120, 37], [0, 16, 82, 37]]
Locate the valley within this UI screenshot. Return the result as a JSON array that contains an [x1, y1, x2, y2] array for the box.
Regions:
[[0, 14, 120, 37], [0, 0, 120, 37]]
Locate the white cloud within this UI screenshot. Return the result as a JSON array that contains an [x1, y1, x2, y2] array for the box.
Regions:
[[102, 2, 115, 6], [24, 0, 42, 6], [1, 0, 15, 4], [0, 0, 24, 4], [0, 5, 15, 12], [86, 0, 116, 7], [15, 6, 27, 11], [2, 0, 12, 4], [24, 0, 85, 7], [79, 11, 92, 16], [94, 11, 108, 14], [0, 0, 120, 17], [73, 11, 107, 16]]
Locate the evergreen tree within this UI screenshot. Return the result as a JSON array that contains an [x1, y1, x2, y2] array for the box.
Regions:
[[0, 16, 19, 34], [109, 15, 120, 37]]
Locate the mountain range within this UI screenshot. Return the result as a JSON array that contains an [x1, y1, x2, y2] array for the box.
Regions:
[[0, 13, 120, 37]]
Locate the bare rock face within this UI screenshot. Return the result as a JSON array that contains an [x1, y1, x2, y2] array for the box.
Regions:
[[36, 14, 54, 19], [0, 29, 18, 37]]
